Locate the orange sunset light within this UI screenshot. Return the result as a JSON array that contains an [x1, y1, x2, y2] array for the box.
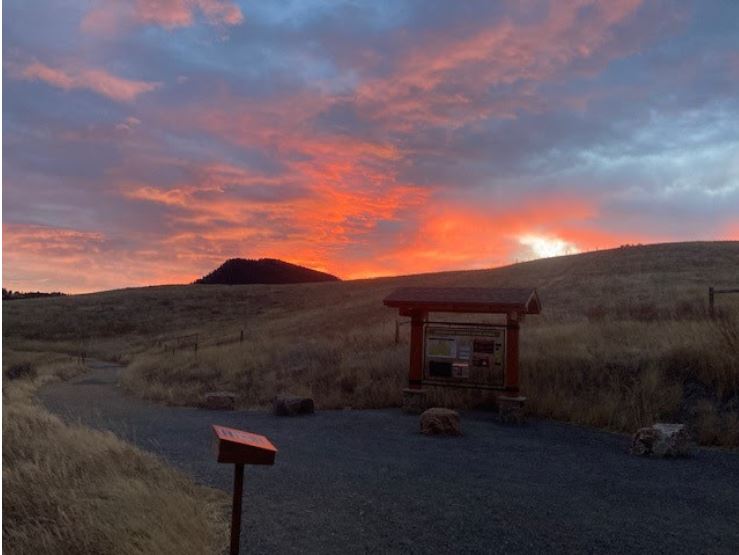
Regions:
[[3, 1, 738, 293]]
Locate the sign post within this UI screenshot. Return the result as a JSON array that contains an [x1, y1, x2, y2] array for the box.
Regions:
[[230, 463, 244, 555], [212, 425, 277, 555]]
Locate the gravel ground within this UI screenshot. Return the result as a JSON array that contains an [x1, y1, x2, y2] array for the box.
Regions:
[[39, 361, 739, 554]]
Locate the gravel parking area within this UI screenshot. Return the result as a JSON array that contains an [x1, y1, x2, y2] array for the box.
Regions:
[[40, 362, 739, 554]]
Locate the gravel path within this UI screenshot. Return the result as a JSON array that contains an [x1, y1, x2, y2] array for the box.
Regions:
[[39, 361, 739, 554]]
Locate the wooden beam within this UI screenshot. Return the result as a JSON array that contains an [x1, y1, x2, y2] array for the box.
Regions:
[[505, 317, 520, 393], [408, 310, 426, 388]]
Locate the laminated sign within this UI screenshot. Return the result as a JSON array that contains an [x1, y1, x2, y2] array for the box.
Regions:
[[213, 424, 277, 465]]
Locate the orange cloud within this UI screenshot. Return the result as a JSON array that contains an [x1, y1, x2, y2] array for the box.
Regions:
[[20, 62, 160, 102], [81, 0, 243, 35], [9, 0, 713, 294], [336, 193, 661, 279], [355, 0, 644, 129], [2, 224, 196, 293], [105, 0, 659, 287], [3, 224, 105, 255]]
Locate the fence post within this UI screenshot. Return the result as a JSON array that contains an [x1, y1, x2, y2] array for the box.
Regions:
[[240, 329, 244, 343], [709, 286, 715, 319], [395, 320, 400, 344]]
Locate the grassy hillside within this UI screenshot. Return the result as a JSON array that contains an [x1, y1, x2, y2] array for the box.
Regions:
[[4, 241, 739, 446], [2, 349, 227, 554]]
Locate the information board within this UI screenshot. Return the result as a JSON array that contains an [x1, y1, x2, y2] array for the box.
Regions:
[[423, 323, 506, 389]]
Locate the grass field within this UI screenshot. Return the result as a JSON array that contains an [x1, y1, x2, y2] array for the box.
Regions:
[[2, 349, 228, 554], [4, 241, 739, 449]]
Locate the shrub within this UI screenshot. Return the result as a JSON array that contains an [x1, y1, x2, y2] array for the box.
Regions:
[[6, 362, 36, 381]]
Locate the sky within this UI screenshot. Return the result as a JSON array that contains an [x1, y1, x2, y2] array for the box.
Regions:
[[3, 0, 738, 293]]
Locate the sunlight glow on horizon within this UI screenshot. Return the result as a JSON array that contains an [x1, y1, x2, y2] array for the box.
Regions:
[[518, 235, 580, 260]]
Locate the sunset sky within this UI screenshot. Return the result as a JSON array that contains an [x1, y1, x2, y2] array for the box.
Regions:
[[3, 0, 738, 293]]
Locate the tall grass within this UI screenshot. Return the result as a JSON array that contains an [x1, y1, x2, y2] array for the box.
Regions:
[[521, 317, 738, 441], [2, 349, 227, 554]]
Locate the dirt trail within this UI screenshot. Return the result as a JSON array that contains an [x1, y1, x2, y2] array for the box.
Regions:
[[40, 361, 739, 554]]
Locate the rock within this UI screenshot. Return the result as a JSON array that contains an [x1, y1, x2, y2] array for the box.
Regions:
[[273, 395, 314, 416], [631, 423, 694, 457], [420, 407, 461, 436], [203, 391, 236, 410], [402, 388, 428, 414], [630, 427, 658, 456], [498, 395, 527, 424]]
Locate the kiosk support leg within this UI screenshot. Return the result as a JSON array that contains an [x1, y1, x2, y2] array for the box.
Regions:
[[230, 463, 245, 555], [506, 319, 520, 394], [409, 311, 426, 388]]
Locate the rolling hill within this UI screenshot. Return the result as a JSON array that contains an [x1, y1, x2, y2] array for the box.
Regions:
[[194, 258, 339, 285], [4, 241, 739, 446]]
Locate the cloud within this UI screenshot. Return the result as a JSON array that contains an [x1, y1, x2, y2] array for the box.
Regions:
[[4, 0, 739, 292], [1, 223, 197, 293], [350, 0, 646, 131], [19, 61, 160, 102], [81, 0, 244, 35]]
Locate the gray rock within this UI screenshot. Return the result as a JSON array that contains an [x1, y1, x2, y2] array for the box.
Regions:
[[498, 395, 527, 424], [420, 407, 461, 436], [273, 395, 315, 416], [402, 388, 428, 414], [631, 423, 694, 457], [203, 391, 236, 410]]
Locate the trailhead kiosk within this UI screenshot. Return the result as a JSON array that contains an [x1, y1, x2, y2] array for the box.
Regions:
[[383, 287, 541, 412]]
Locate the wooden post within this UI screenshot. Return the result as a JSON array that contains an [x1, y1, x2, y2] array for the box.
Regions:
[[240, 329, 244, 343], [394, 320, 400, 345], [709, 287, 715, 319], [505, 314, 520, 393], [408, 311, 426, 388], [230, 463, 245, 555], [213, 425, 276, 555]]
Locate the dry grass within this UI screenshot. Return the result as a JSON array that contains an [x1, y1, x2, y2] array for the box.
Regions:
[[4, 241, 739, 447], [2, 349, 227, 555], [521, 318, 738, 436]]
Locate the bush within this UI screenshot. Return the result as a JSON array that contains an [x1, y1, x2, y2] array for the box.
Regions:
[[6, 362, 36, 381]]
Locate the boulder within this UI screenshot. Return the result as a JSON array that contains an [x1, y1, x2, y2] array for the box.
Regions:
[[203, 391, 236, 410], [273, 395, 315, 416], [402, 388, 428, 414], [498, 395, 527, 424], [420, 407, 461, 436], [631, 423, 694, 457]]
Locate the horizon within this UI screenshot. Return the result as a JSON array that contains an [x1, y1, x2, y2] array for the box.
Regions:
[[4, 239, 736, 296], [4, 1, 739, 294]]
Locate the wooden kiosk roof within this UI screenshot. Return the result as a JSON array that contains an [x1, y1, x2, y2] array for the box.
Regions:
[[383, 286, 541, 315]]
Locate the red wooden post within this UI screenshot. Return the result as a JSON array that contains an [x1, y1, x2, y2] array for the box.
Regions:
[[408, 310, 426, 388], [505, 315, 520, 393]]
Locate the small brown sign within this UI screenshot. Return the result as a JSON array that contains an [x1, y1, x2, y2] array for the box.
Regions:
[[212, 425, 277, 465]]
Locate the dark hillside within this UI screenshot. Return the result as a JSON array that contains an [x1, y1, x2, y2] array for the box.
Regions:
[[194, 258, 340, 285]]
